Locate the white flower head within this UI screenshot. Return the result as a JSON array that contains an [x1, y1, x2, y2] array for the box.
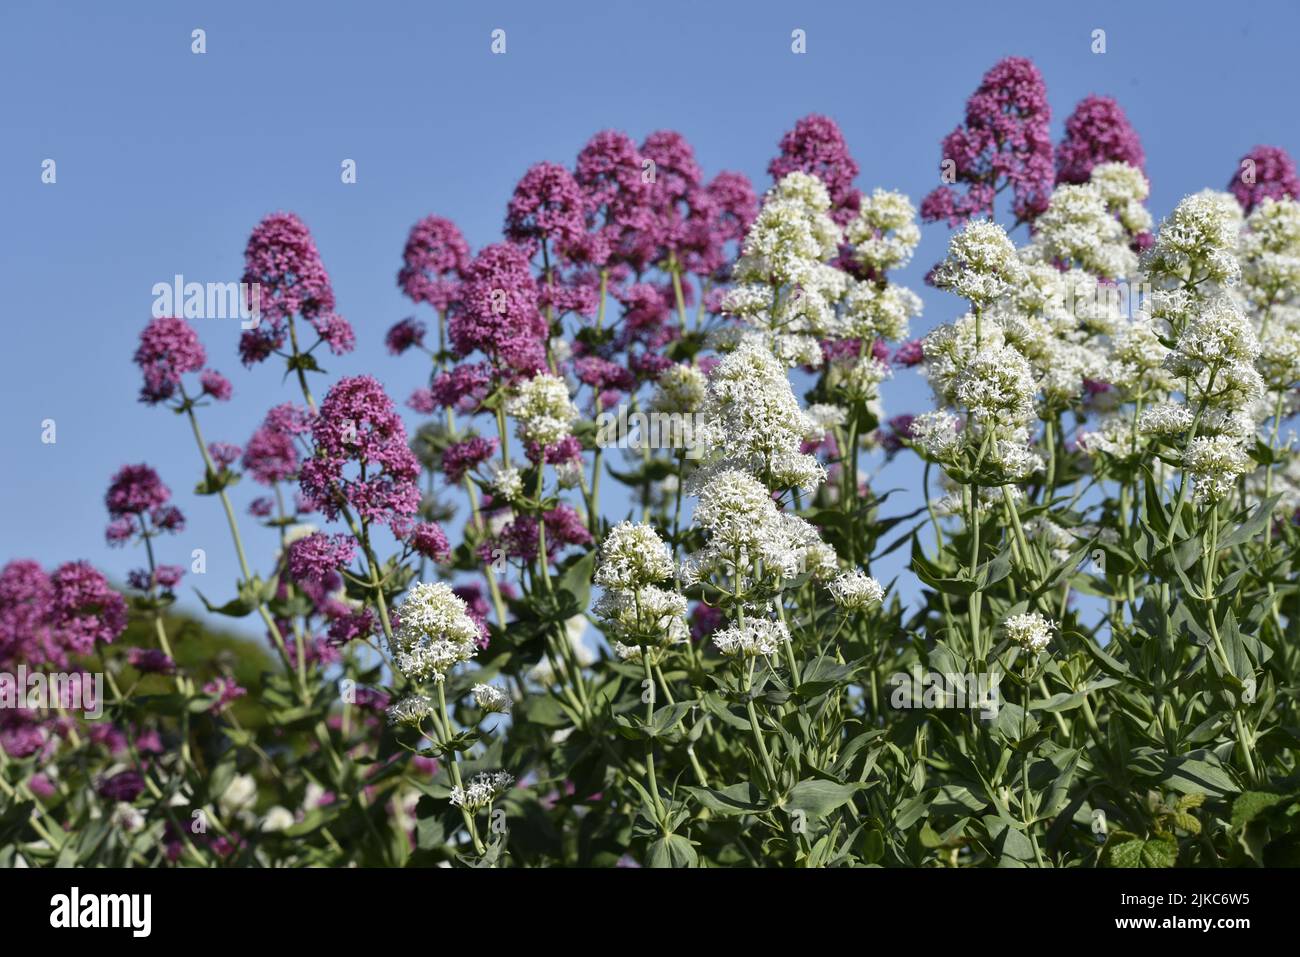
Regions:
[[471, 683, 512, 714], [390, 582, 483, 683], [1004, 612, 1055, 653], [449, 770, 514, 811], [828, 569, 885, 611]]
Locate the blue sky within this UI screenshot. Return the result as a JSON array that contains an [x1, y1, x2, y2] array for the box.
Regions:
[[2, 0, 1296, 634]]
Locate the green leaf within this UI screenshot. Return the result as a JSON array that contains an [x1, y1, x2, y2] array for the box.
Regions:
[[684, 782, 767, 816], [784, 779, 866, 821], [646, 833, 697, 868], [1219, 495, 1282, 549]]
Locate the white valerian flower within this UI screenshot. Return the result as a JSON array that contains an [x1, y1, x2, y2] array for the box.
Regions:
[[1168, 295, 1260, 369], [805, 403, 848, 431], [847, 188, 922, 273], [486, 462, 524, 502], [1004, 612, 1055, 653], [726, 172, 841, 314], [1143, 190, 1243, 288], [698, 338, 822, 488], [594, 585, 689, 647], [839, 354, 894, 401], [909, 410, 962, 463], [651, 363, 708, 414], [219, 774, 258, 817], [471, 683, 512, 714], [952, 345, 1037, 427], [841, 281, 922, 342], [506, 373, 578, 448], [1106, 318, 1172, 391], [1138, 402, 1196, 436], [386, 694, 435, 727], [1240, 197, 1300, 306], [1184, 435, 1254, 504], [1026, 182, 1137, 279], [595, 521, 674, 589], [554, 458, 584, 489], [931, 219, 1026, 307], [712, 618, 791, 658], [1089, 162, 1154, 238], [111, 803, 146, 834], [828, 569, 885, 610], [260, 806, 295, 833], [389, 582, 483, 683], [449, 770, 514, 811]]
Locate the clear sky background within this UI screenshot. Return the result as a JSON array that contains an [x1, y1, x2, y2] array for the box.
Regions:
[[2, 0, 1297, 636]]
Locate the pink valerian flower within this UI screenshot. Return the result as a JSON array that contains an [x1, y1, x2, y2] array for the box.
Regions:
[[127, 647, 176, 675], [203, 676, 247, 713], [328, 608, 374, 646], [1229, 145, 1300, 213], [686, 170, 758, 276], [298, 376, 422, 535], [574, 130, 656, 266], [769, 114, 861, 226], [208, 442, 242, 470], [428, 361, 495, 413], [127, 565, 183, 592], [453, 584, 494, 648], [442, 435, 498, 484], [104, 464, 185, 542], [249, 497, 275, 518], [880, 414, 918, 457], [894, 339, 926, 367], [241, 211, 354, 362], [538, 268, 601, 317], [633, 130, 706, 270], [385, 317, 426, 355], [409, 523, 451, 562], [243, 403, 310, 486], [287, 532, 357, 585], [286, 635, 341, 669], [134, 316, 206, 404], [506, 161, 589, 260], [200, 369, 233, 401], [398, 215, 470, 312], [921, 57, 1053, 226], [476, 504, 593, 566], [526, 434, 583, 468], [1055, 95, 1146, 185], [97, 770, 145, 802], [449, 244, 548, 377], [690, 602, 725, 642], [573, 355, 635, 392], [48, 562, 128, 656], [0, 560, 57, 669]]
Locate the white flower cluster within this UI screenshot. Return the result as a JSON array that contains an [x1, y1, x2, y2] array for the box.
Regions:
[[1026, 182, 1137, 279], [471, 683, 512, 714], [506, 373, 578, 448], [711, 618, 791, 658], [1143, 190, 1243, 289], [681, 469, 838, 594], [931, 220, 1026, 308], [1089, 162, 1154, 239], [389, 582, 483, 683], [697, 336, 825, 491], [1239, 198, 1300, 392], [1004, 612, 1055, 653], [827, 568, 885, 611], [593, 522, 687, 661], [651, 363, 708, 414], [449, 770, 514, 811], [846, 189, 922, 273], [386, 694, 435, 727]]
